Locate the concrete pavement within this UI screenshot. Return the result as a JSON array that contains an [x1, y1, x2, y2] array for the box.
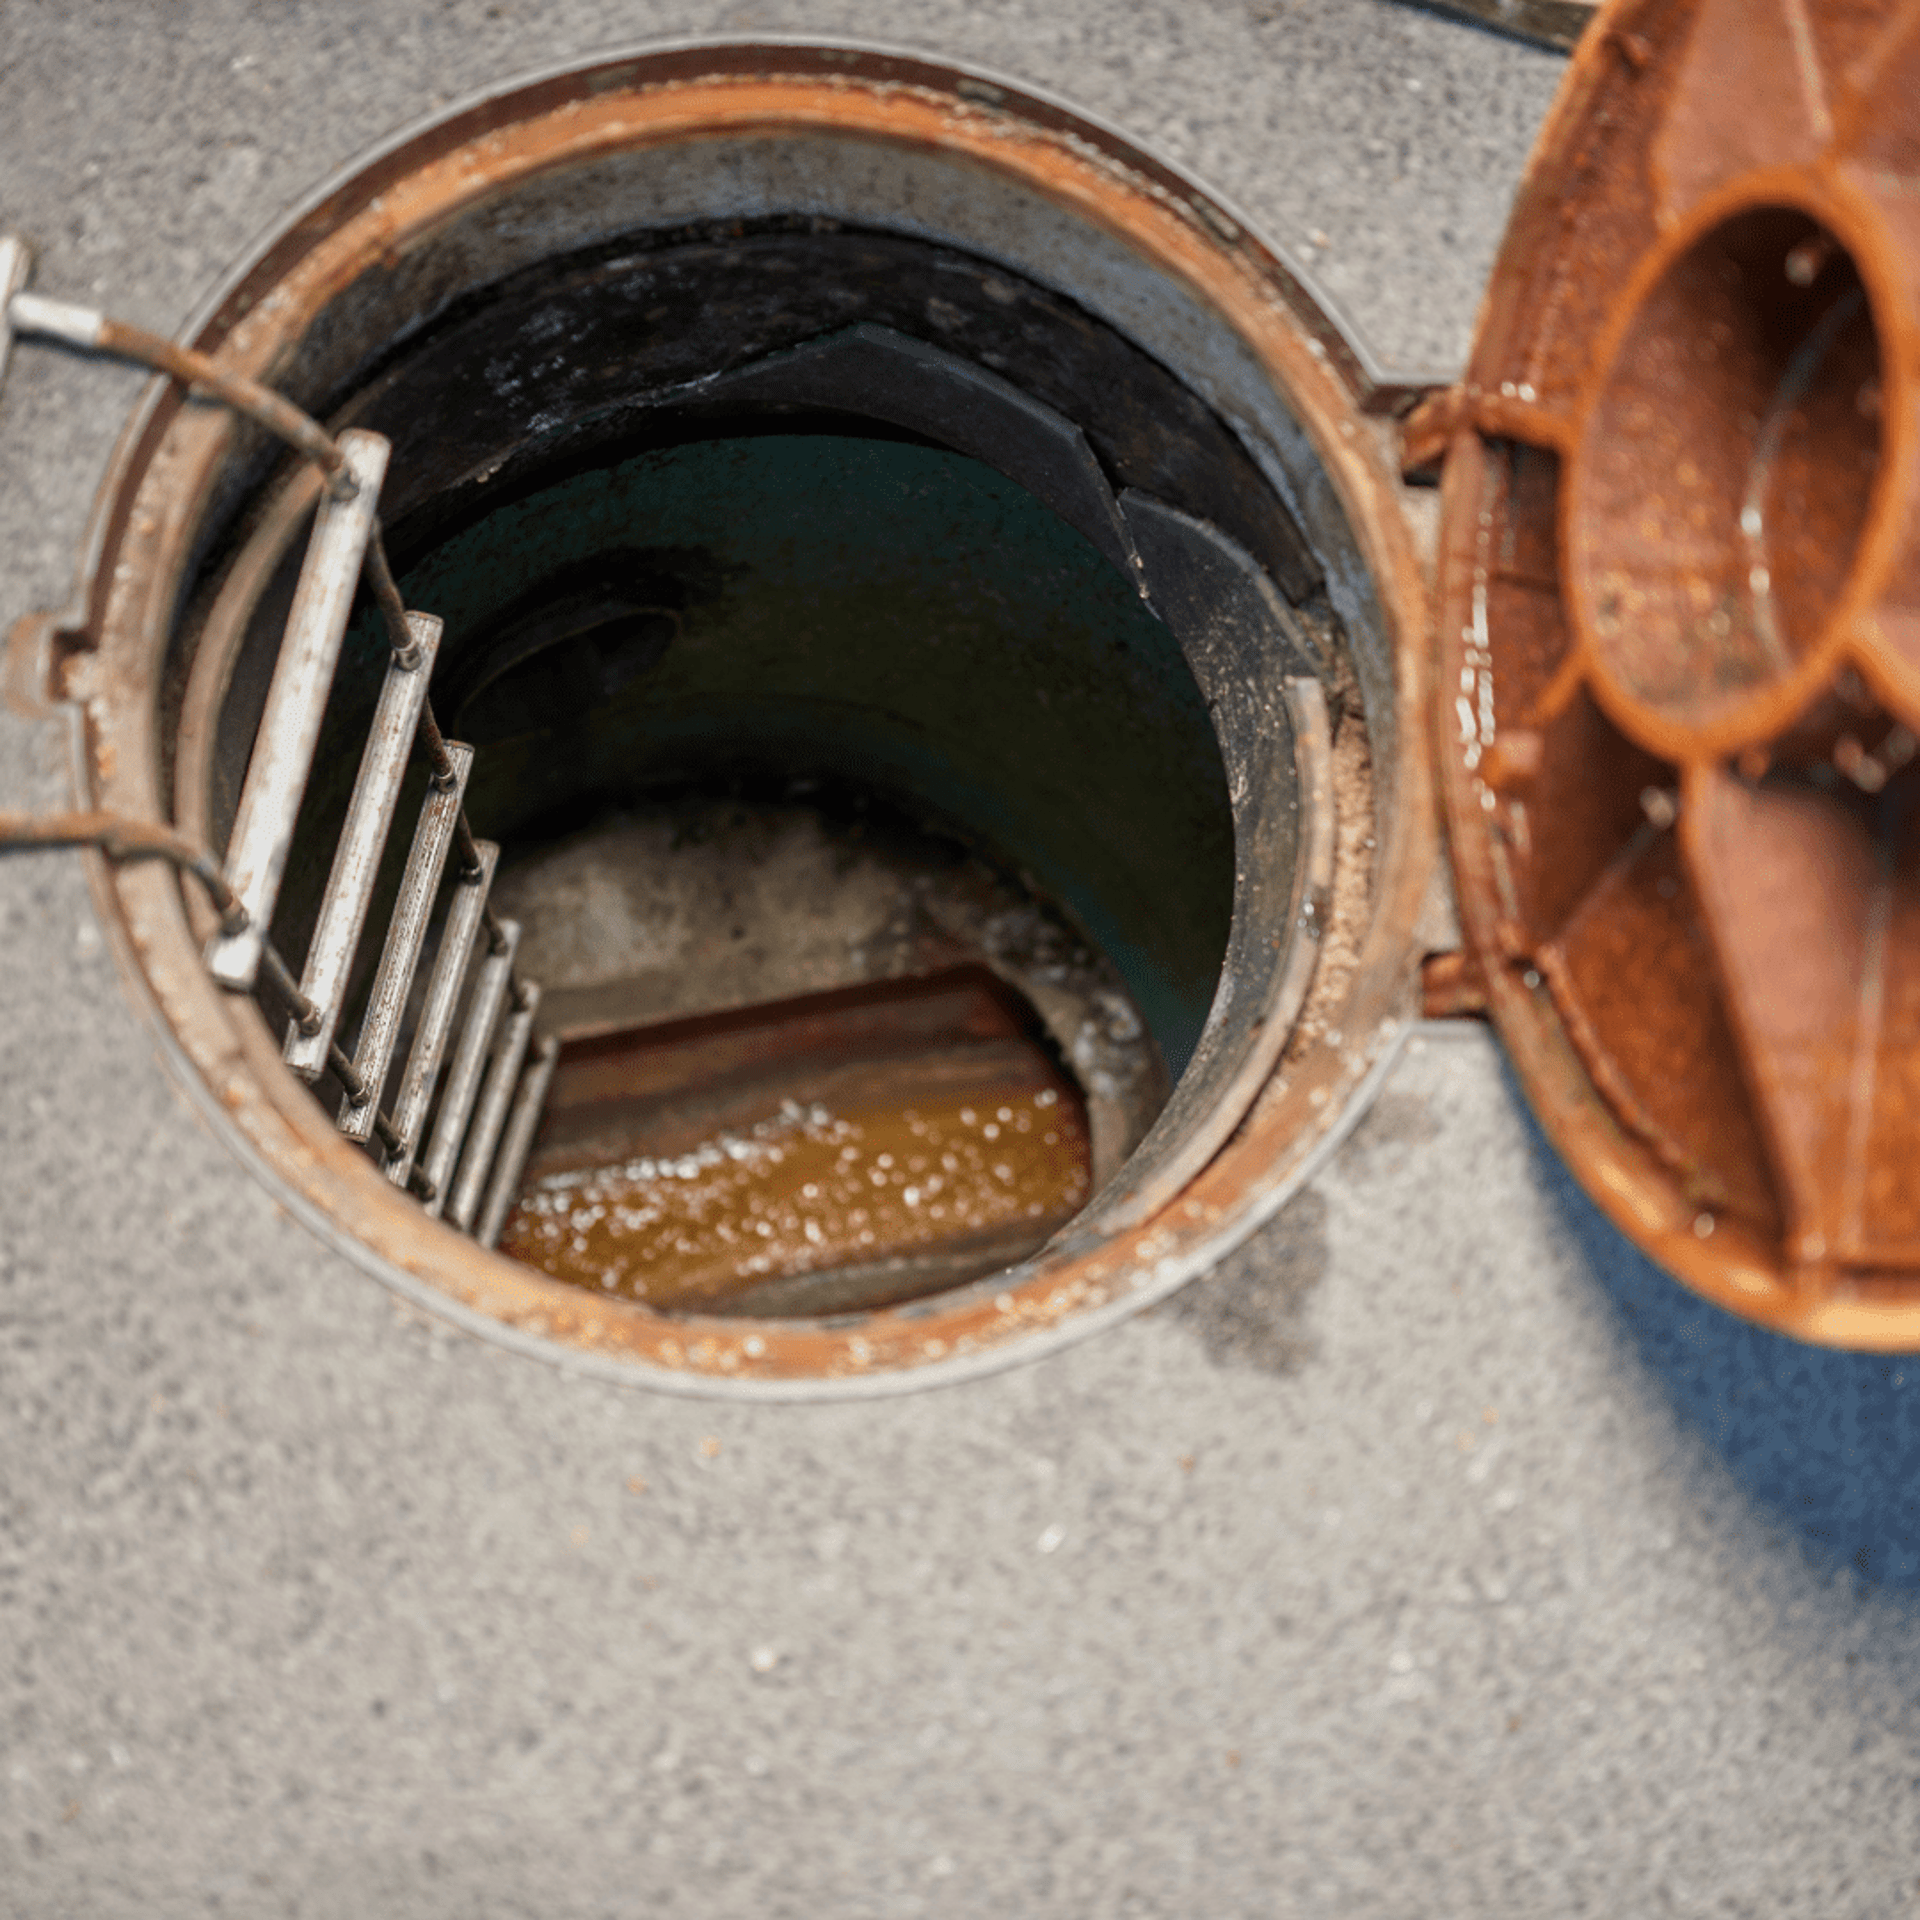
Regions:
[[3, 4, 1918, 1914]]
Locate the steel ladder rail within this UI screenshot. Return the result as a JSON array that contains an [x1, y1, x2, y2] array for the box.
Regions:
[[1, 237, 557, 1240]]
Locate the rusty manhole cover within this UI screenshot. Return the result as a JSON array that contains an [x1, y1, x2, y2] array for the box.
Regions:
[[1419, 0, 1920, 1345]]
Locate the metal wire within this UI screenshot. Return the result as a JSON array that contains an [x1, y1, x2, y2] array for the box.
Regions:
[[5, 803, 417, 1172], [347, 527, 495, 923], [257, 927, 416, 1169], [0, 810, 246, 933], [8, 294, 355, 494]]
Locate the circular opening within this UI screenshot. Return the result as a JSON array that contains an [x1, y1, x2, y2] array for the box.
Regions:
[[1572, 205, 1883, 738], [192, 227, 1300, 1313], [83, 47, 1430, 1390]]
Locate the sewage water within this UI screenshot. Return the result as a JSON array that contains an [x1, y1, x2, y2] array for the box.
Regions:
[[495, 966, 1099, 1314], [500, 1082, 1089, 1312]]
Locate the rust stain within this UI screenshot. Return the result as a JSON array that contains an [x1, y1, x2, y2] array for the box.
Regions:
[[1420, 948, 1489, 1019]]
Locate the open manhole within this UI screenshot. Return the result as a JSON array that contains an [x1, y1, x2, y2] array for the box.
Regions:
[[14, 43, 1434, 1392]]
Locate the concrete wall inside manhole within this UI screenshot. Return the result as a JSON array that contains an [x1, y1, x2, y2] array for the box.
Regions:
[[130, 50, 1431, 1385]]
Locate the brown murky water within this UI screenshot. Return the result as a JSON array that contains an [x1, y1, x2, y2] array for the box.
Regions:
[[501, 1084, 1089, 1310], [496, 969, 1095, 1313]]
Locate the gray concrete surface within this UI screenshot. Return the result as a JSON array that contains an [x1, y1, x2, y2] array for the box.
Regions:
[[4, 4, 1920, 1916]]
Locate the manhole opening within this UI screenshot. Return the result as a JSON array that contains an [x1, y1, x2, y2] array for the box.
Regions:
[[78, 47, 1432, 1386], [183, 221, 1317, 1315]]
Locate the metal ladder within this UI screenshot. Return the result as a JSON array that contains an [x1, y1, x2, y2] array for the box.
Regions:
[[1, 234, 558, 1248]]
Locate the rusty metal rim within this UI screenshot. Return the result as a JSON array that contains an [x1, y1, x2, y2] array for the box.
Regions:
[[1565, 166, 1917, 766], [38, 39, 1434, 1396]]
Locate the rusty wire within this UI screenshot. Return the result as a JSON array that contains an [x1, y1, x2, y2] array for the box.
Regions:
[[0, 808, 387, 1114], [0, 809, 246, 933], [3, 807, 424, 1189], [0, 805, 404, 1135], [95, 316, 354, 494]]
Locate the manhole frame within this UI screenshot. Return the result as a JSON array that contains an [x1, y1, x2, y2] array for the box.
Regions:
[[15, 38, 1436, 1396]]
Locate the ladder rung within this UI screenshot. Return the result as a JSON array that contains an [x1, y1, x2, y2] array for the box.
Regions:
[[419, 917, 520, 1217], [285, 611, 442, 1078], [381, 837, 497, 1175], [448, 981, 542, 1232], [476, 1034, 562, 1249], [207, 428, 390, 991], [336, 741, 474, 1140]]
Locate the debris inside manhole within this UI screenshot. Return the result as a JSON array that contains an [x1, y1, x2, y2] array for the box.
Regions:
[[491, 786, 1169, 1187]]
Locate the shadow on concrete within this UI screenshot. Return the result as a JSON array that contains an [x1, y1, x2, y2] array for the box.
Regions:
[[1514, 1072, 1920, 1589]]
